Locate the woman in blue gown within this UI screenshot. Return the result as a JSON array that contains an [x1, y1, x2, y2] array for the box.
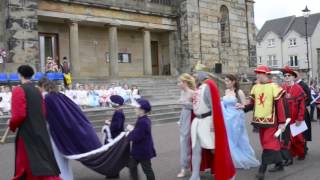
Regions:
[[222, 74, 260, 169]]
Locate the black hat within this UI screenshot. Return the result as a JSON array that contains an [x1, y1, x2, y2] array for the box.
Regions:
[[135, 98, 151, 113], [281, 66, 298, 78], [17, 65, 34, 79], [110, 95, 124, 106]]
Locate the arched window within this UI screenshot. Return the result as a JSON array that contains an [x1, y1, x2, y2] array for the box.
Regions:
[[220, 5, 230, 44]]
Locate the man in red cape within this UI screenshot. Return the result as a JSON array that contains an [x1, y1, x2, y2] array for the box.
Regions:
[[190, 71, 235, 180], [281, 66, 306, 162]]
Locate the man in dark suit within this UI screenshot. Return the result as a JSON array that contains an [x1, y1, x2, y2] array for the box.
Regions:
[[295, 71, 312, 155]]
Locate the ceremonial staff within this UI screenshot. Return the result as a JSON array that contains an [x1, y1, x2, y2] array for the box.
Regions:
[[0, 127, 10, 144]]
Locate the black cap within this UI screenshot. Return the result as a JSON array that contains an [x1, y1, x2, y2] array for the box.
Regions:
[[17, 65, 34, 79]]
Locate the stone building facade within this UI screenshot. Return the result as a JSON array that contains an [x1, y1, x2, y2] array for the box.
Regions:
[[0, 0, 256, 79]]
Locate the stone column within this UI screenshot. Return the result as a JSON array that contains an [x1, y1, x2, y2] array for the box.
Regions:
[[108, 26, 119, 77], [69, 20, 80, 77], [169, 31, 178, 76], [143, 29, 152, 76]]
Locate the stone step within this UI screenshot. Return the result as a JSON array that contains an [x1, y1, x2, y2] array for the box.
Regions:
[[140, 89, 180, 93], [142, 95, 179, 100], [89, 111, 180, 122], [83, 104, 181, 116], [86, 107, 181, 120], [74, 80, 178, 86], [92, 116, 179, 132]]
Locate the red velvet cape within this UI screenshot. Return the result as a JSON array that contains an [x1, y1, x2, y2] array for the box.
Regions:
[[203, 79, 236, 180]]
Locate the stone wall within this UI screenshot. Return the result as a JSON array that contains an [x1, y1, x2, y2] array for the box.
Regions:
[[51, 0, 176, 17], [177, 0, 254, 75], [177, 0, 201, 73], [6, 0, 39, 72], [246, 0, 257, 69], [0, 0, 6, 48]]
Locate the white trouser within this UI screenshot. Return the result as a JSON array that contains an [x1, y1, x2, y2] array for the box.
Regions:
[[189, 139, 202, 180]]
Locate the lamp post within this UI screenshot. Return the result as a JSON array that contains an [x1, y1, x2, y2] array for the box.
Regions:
[[302, 6, 311, 83]]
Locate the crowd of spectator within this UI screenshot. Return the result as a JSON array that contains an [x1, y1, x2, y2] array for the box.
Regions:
[[0, 83, 141, 115], [64, 83, 141, 108]]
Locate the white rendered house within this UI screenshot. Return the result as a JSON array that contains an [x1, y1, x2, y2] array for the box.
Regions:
[[257, 13, 320, 81]]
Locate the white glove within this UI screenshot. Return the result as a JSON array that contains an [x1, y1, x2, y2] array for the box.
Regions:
[[126, 124, 134, 131]]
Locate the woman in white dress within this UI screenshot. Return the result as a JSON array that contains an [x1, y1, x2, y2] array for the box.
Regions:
[[176, 73, 195, 178]]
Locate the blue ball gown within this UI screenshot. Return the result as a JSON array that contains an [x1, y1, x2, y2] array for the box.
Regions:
[[221, 96, 260, 169]]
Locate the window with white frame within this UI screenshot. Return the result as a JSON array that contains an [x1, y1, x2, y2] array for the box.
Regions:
[[289, 55, 298, 67], [289, 38, 297, 47], [258, 56, 262, 64], [267, 55, 278, 67], [268, 39, 275, 47]]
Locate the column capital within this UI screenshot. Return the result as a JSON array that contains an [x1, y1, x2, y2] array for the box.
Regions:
[[140, 27, 153, 32], [245, 0, 255, 4], [104, 21, 121, 28], [65, 19, 81, 25]]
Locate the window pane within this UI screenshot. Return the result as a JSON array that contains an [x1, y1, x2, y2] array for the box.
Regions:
[[44, 37, 53, 59]]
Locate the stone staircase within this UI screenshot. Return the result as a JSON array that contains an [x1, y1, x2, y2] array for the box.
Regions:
[[0, 76, 182, 143], [74, 76, 180, 103]]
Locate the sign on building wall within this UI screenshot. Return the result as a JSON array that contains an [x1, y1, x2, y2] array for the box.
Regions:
[[105, 52, 132, 63]]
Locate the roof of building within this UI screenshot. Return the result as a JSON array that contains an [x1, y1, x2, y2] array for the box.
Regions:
[[257, 13, 320, 42], [290, 13, 320, 36]]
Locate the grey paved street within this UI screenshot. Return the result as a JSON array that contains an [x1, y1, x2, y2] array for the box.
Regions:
[[1, 113, 320, 180]]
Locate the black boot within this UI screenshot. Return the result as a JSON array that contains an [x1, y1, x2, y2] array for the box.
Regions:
[[283, 159, 293, 166], [105, 174, 120, 179], [268, 163, 284, 172], [256, 164, 267, 180], [255, 173, 264, 180]]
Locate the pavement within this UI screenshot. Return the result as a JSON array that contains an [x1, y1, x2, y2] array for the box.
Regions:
[[1, 113, 320, 180]]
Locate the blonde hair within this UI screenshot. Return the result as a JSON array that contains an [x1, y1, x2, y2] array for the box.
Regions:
[[178, 73, 196, 90]]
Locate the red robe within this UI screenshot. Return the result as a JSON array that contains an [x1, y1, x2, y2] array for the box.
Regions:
[[246, 92, 286, 151], [197, 80, 235, 180], [282, 84, 306, 158], [9, 87, 61, 180]]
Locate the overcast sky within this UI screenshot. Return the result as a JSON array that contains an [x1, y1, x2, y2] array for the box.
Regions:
[[254, 0, 320, 29]]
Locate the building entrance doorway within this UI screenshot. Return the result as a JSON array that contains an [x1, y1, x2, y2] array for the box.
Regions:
[[39, 33, 59, 72], [151, 41, 159, 75]]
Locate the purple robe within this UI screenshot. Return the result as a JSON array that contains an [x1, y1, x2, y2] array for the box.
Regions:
[[110, 110, 125, 138], [128, 115, 156, 160], [45, 92, 130, 175], [45, 92, 102, 155]]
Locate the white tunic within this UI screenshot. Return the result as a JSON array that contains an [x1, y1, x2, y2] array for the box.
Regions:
[[191, 84, 214, 149]]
